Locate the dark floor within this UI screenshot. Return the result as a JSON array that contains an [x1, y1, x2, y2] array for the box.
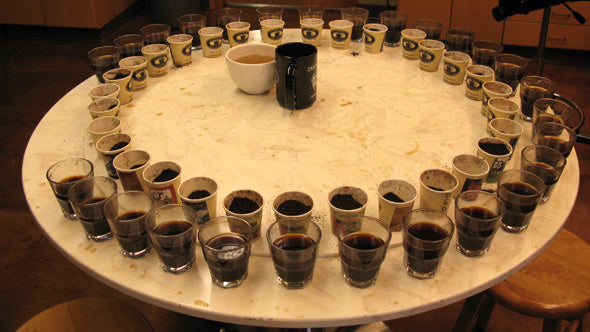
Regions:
[[1, 3, 589, 332]]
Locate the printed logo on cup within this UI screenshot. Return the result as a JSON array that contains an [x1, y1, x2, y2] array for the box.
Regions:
[[149, 184, 179, 206], [331, 30, 349, 41], [215, 248, 245, 261], [302, 28, 319, 39], [182, 45, 192, 56], [267, 28, 283, 41], [133, 70, 147, 82], [420, 50, 435, 63], [365, 34, 376, 44], [185, 200, 211, 224], [444, 62, 460, 76], [207, 37, 223, 49], [233, 31, 249, 44], [488, 157, 509, 182], [151, 55, 168, 68], [402, 39, 418, 51], [466, 76, 483, 91]]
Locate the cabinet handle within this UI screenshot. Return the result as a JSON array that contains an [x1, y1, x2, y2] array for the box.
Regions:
[[551, 12, 571, 18], [547, 37, 567, 43]]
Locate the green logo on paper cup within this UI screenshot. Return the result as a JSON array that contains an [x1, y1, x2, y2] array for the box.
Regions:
[[444, 62, 460, 76], [151, 54, 168, 68], [267, 28, 283, 41], [182, 45, 192, 56], [331, 30, 349, 42], [126, 80, 132, 92], [302, 28, 319, 39], [419, 50, 435, 63], [233, 31, 249, 44], [206, 37, 223, 49], [402, 39, 418, 51], [133, 69, 147, 82], [466, 76, 483, 91], [365, 33, 375, 44]]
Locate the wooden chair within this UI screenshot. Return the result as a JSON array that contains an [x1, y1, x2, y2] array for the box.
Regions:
[[17, 298, 154, 332], [453, 229, 590, 332]]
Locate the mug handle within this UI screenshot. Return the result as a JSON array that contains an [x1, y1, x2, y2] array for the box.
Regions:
[[284, 61, 297, 110]]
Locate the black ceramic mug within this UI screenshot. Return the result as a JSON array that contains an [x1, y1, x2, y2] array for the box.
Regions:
[[275, 42, 317, 110]]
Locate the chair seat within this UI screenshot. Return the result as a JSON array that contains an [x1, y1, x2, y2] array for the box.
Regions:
[[490, 229, 590, 319], [17, 298, 154, 332]]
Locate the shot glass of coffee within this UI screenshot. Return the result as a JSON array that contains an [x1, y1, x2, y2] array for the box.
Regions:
[[146, 204, 197, 273], [471, 40, 503, 67], [328, 186, 368, 236], [340, 7, 369, 42], [497, 169, 546, 233], [178, 176, 218, 226], [215, 7, 242, 43], [477, 137, 513, 183], [298, 5, 324, 20], [88, 46, 119, 84], [377, 179, 417, 231], [402, 208, 454, 279], [103, 191, 154, 258], [223, 189, 264, 240], [46, 158, 94, 220], [256, 5, 283, 21], [532, 98, 573, 133], [272, 191, 314, 233], [532, 122, 577, 158], [419, 169, 458, 214], [177, 13, 206, 50], [454, 190, 505, 257], [379, 11, 407, 47], [266, 218, 321, 289], [494, 54, 528, 96], [337, 216, 391, 288], [113, 34, 144, 58], [413, 18, 442, 40], [140, 23, 171, 45], [199, 216, 252, 288], [520, 145, 566, 203], [520, 76, 557, 121], [68, 176, 118, 241], [445, 27, 475, 54]]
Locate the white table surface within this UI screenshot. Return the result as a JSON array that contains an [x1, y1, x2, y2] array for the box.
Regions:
[[22, 29, 579, 328]]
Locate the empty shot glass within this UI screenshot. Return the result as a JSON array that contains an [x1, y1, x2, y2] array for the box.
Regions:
[[103, 191, 154, 258], [520, 145, 566, 203], [267, 218, 321, 289], [402, 208, 454, 279], [46, 158, 94, 220], [68, 176, 118, 241], [454, 190, 505, 257], [337, 216, 391, 288], [199, 216, 252, 288], [146, 204, 197, 273], [497, 169, 546, 233]]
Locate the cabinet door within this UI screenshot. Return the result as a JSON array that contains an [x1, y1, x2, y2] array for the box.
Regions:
[[450, 0, 503, 42], [397, 0, 452, 38], [0, 0, 45, 25]]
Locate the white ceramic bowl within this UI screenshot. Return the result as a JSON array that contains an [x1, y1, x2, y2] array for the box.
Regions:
[[225, 43, 276, 95]]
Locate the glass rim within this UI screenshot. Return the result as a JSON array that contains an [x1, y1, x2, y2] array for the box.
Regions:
[[402, 208, 455, 244], [67, 176, 118, 205], [266, 219, 322, 249], [337, 216, 392, 249], [454, 190, 506, 220], [146, 204, 197, 237], [103, 190, 154, 222], [198, 215, 252, 250], [46, 158, 94, 183]]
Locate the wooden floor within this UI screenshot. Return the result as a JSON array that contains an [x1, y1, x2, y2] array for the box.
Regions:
[[1, 4, 589, 332]]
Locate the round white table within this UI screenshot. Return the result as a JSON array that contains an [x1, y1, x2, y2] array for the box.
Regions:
[[22, 30, 579, 328]]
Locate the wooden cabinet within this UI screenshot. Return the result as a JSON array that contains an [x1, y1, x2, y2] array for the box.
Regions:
[[0, 0, 138, 29], [503, 2, 590, 50]]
